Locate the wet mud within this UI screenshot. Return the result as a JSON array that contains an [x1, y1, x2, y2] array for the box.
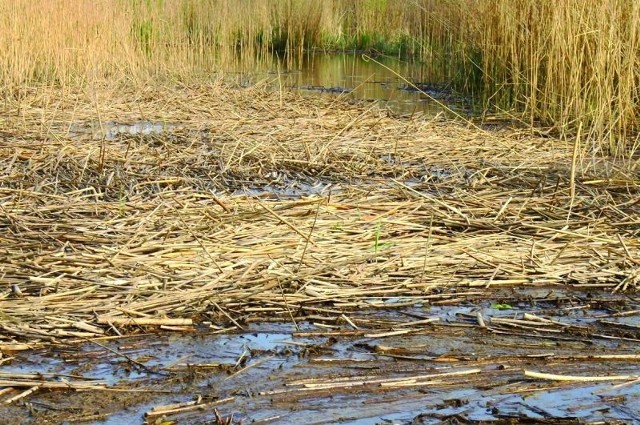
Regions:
[[1, 288, 639, 424]]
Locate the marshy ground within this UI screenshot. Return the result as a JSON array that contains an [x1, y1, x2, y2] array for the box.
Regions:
[[0, 82, 639, 424]]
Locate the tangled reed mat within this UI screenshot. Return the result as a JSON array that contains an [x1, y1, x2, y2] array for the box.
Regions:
[[0, 81, 639, 423]]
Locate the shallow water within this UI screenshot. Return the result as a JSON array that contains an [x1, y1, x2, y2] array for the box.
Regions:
[[2, 288, 639, 424], [235, 53, 470, 116], [66, 121, 178, 141], [66, 54, 469, 151]]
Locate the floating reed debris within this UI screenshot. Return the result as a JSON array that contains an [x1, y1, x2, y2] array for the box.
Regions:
[[0, 82, 638, 351], [524, 370, 639, 383], [145, 396, 235, 419]]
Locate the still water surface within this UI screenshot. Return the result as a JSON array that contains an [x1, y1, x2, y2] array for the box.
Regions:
[[231, 53, 469, 116]]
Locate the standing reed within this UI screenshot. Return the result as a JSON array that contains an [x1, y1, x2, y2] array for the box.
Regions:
[[0, 0, 638, 151]]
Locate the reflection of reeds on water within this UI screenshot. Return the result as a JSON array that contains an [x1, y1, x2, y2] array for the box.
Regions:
[[0, 83, 637, 350]]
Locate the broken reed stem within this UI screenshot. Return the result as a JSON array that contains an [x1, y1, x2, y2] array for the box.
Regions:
[[255, 197, 314, 244], [278, 278, 299, 332], [568, 121, 582, 222], [420, 214, 434, 283], [525, 370, 637, 382], [225, 356, 275, 381], [212, 302, 244, 330], [4, 386, 39, 404], [297, 199, 322, 272], [86, 339, 169, 377], [362, 54, 481, 130], [145, 397, 235, 418]]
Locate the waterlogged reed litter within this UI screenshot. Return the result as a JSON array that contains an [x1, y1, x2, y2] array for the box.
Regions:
[[0, 82, 638, 351]]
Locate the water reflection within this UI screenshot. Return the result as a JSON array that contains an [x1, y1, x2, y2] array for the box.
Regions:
[[231, 53, 469, 116]]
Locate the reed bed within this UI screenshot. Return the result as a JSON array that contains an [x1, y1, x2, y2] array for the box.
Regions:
[[0, 82, 638, 349], [1, 1, 639, 150]]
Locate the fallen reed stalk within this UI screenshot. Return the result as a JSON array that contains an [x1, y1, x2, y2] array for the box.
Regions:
[[524, 370, 638, 383], [0, 82, 638, 350]]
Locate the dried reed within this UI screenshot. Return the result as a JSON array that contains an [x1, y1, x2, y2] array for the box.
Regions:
[[0, 1, 638, 149], [0, 82, 637, 349]]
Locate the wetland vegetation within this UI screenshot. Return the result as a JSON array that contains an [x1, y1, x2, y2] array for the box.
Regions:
[[2, 0, 640, 152], [0, 1, 639, 424]]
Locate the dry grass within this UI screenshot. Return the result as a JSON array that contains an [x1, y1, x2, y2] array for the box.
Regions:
[[1, 1, 638, 149], [0, 82, 638, 349], [467, 0, 640, 153]]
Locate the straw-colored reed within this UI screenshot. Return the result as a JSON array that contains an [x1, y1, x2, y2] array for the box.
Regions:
[[0, 1, 638, 150], [0, 81, 637, 349]]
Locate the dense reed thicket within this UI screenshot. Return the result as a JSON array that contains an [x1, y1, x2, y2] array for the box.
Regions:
[[1, 0, 638, 151]]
